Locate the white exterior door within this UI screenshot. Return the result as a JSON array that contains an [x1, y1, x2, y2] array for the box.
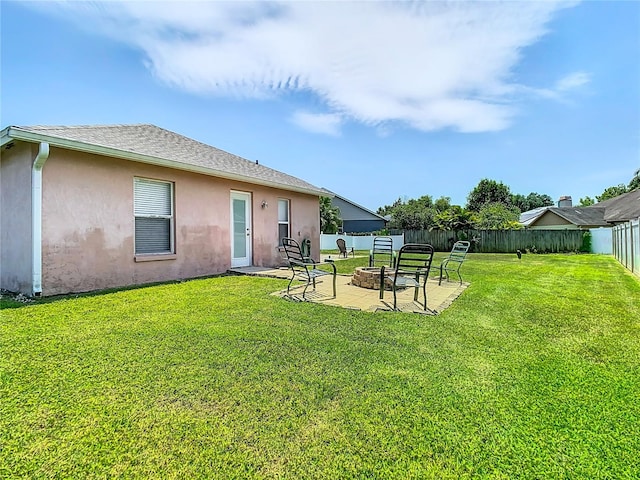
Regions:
[[231, 191, 252, 268]]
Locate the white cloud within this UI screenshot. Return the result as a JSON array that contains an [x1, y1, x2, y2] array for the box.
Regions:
[[518, 70, 591, 101], [555, 71, 590, 91], [291, 111, 342, 136], [29, 0, 580, 135]]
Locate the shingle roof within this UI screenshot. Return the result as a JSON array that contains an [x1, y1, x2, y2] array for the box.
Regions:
[[519, 206, 609, 227], [3, 124, 324, 196], [548, 207, 609, 226], [592, 189, 640, 222], [519, 189, 640, 227], [321, 188, 386, 221]]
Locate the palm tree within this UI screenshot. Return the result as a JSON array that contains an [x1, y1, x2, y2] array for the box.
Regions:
[[319, 196, 341, 234]]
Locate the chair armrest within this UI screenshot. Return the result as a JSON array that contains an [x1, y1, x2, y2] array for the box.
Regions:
[[288, 259, 308, 268], [325, 260, 337, 275], [309, 260, 337, 280], [306, 258, 337, 272]]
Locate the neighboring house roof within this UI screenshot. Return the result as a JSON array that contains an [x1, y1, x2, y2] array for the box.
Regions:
[[520, 206, 609, 228], [548, 207, 609, 226], [592, 189, 640, 222], [519, 206, 549, 226], [0, 124, 325, 196], [520, 190, 640, 227], [322, 189, 386, 221]]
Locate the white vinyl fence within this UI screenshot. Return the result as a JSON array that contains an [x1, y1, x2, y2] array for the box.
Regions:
[[589, 227, 613, 254], [321, 233, 405, 252], [613, 219, 640, 278]]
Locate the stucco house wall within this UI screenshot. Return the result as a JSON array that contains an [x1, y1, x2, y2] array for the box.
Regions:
[[1, 124, 323, 296], [530, 212, 577, 229], [0, 143, 34, 293], [36, 149, 319, 296]]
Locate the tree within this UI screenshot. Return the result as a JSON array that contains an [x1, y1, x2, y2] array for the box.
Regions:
[[596, 184, 627, 203], [378, 194, 481, 231], [510, 192, 553, 212], [629, 168, 640, 191], [381, 195, 440, 230], [579, 196, 595, 206], [525, 192, 553, 210], [466, 179, 512, 212], [510, 193, 528, 212], [377, 197, 403, 216], [433, 205, 476, 231], [406, 195, 434, 210], [387, 200, 436, 230], [473, 202, 522, 230], [319, 196, 341, 233], [433, 196, 452, 213]]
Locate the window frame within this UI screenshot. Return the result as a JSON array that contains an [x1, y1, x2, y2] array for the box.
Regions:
[[133, 177, 175, 257], [277, 198, 290, 245]]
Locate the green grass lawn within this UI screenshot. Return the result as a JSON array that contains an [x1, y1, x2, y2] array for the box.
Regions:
[[1, 254, 639, 478]]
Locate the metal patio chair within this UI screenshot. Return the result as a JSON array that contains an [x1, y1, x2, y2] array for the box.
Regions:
[[369, 236, 395, 268], [281, 237, 337, 301], [379, 243, 434, 312], [438, 240, 471, 285]]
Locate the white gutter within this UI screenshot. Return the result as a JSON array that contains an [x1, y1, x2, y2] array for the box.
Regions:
[[32, 142, 50, 296]]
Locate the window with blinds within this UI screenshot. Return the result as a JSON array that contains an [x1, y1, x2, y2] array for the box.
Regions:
[[134, 178, 174, 254], [278, 199, 290, 245]]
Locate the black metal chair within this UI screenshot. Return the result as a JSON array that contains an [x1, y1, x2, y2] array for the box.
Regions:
[[281, 237, 337, 300], [380, 243, 434, 312], [438, 241, 470, 285], [336, 238, 354, 258], [369, 236, 395, 268]]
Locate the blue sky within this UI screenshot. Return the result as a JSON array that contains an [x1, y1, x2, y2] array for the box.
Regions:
[[2, 1, 639, 211]]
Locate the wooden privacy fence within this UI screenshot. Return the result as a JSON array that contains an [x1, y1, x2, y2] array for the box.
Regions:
[[391, 229, 587, 253], [613, 219, 639, 278]]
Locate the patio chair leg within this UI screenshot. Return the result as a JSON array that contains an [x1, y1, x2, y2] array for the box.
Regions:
[[331, 273, 336, 298], [287, 272, 296, 296], [302, 279, 311, 300], [392, 285, 399, 311]]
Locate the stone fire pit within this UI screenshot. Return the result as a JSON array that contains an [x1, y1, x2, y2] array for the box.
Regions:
[[351, 267, 393, 290]]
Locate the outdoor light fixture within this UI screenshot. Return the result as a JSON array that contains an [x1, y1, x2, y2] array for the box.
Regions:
[[261, 200, 268, 209]]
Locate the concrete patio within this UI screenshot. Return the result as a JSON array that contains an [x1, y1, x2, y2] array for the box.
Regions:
[[230, 263, 469, 314]]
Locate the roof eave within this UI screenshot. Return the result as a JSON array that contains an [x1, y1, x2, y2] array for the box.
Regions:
[[1, 126, 15, 147], [328, 190, 385, 220], [6, 127, 324, 197]]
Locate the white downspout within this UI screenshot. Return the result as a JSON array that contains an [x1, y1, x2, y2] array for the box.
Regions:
[[32, 142, 50, 296]]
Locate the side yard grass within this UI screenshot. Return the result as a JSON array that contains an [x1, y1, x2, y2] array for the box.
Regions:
[[1, 254, 639, 478]]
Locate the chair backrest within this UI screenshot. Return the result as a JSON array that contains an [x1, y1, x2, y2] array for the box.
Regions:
[[370, 236, 394, 267], [336, 238, 348, 255], [282, 237, 306, 265], [448, 241, 471, 263], [393, 243, 434, 278]]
